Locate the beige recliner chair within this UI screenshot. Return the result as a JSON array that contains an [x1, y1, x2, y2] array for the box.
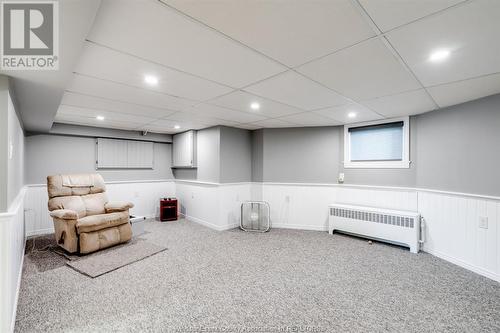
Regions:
[[47, 174, 134, 254]]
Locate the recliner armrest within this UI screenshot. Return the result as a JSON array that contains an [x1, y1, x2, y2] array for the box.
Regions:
[[105, 201, 134, 213], [50, 209, 78, 220]]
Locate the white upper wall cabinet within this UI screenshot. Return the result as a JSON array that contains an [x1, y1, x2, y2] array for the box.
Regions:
[[172, 130, 197, 168], [96, 138, 154, 169]]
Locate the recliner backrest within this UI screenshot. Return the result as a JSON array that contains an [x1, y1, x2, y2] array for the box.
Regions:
[[47, 174, 108, 218]]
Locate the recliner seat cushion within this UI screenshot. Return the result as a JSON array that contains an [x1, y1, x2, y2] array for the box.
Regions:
[[76, 211, 129, 233]]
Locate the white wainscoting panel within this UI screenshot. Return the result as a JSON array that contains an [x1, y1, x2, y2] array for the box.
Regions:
[[336, 186, 417, 212], [418, 191, 500, 282], [105, 181, 175, 219], [262, 184, 337, 231], [175, 181, 221, 230], [25, 181, 175, 236], [218, 183, 252, 230], [175, 181, 251, 231], [0, 187, 26, 333]]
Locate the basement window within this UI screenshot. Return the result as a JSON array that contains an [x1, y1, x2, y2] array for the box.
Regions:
[[344, 117, 410, 169]]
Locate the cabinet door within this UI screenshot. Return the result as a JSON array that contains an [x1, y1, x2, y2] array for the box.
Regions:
[[172, 131, 194, 167]]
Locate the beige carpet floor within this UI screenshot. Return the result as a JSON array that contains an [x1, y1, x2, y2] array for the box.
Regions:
[[15, 219, 500, 332]]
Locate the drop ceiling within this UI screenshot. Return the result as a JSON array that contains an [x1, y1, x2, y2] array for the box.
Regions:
[[35, 0, 500, 134]]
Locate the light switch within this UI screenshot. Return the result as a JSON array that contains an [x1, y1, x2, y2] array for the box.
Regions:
[[479, 217, 488, 229]]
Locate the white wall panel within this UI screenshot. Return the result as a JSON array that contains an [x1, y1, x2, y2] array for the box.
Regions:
[[0, 188, 26, 333], [262, 184, 337, 231], [418, 191, 500, 282], [25, 181, 175, 236], [175, 181, 221, 229], [218, 183, 252, 229]]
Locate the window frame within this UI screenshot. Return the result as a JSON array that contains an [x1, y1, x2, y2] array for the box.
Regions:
[[343, 116, 410, 169]]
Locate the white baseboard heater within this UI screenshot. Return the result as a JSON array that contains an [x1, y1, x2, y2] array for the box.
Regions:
[[329, 204, 421, 253]]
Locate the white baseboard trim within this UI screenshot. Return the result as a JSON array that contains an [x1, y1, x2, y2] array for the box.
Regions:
[[26, 228, 54, 237], [272, 223, 328, 232], [179, 213, 238, 231], [424, 248, 500, 283], [11, 239, 26, 333]]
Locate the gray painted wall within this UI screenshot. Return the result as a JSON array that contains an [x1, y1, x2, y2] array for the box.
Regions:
[[172, 126, 220, 183], [25, 134, 173, 184], [220, 126, 252, 183], [416, 94, 500, 196], [251, 93, 500, 196], [251, 130, 264, 182], [261, 127, 341, 183]]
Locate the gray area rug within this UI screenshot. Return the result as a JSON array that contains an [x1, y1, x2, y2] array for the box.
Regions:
[[16, 219, 500, 333], [66, 241, 166, 278], [25, 232, 165, 278]]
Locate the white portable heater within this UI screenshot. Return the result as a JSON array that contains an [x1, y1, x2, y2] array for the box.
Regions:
[[240, 201, 271, 232]]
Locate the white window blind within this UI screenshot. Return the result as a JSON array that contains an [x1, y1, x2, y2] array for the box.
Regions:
[[349, 121, 404, 161], [96, 138, 154, 169]]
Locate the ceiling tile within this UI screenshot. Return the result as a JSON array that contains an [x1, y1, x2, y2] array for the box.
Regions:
[[162, 0, 375, 67], [57, 105, 157, 125], [386, 0, 500, 87], [250, 118, 297, 128], [87, 0, 286, 88], [297, 38, 421, 100], [209, 90, 303, 117], [163, 111, 241, 127], [67, 74, 194, 111], [360, 89, 436, 117], [231, 123, 262, 130], [54, 114, 144, 132], [143, 118, 209, 132], [61, 92, 176, 119], [427, 73, 500, 108], [359, 0, 465, 32], [244, 71, 351, 111], [75, 42, 233, 102], [313, 103, 383, 124], [277, 112, 343, 127], [187, 103, 266, 123]]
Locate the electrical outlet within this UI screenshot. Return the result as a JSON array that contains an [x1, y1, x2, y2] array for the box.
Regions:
[[338, 172, 345, 184], [285, 195, 290, 203], [134, 191, 139, 198], [478, 216, 488, 229]]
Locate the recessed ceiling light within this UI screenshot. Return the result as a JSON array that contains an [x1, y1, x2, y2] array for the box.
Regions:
[[174, 125, 180, 129], [144, 75, 159, 86], [347, 112, 357, 119], [96, 116, 105, 121], [250, 102, 260, 111], [429, 49, 450, 63]]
